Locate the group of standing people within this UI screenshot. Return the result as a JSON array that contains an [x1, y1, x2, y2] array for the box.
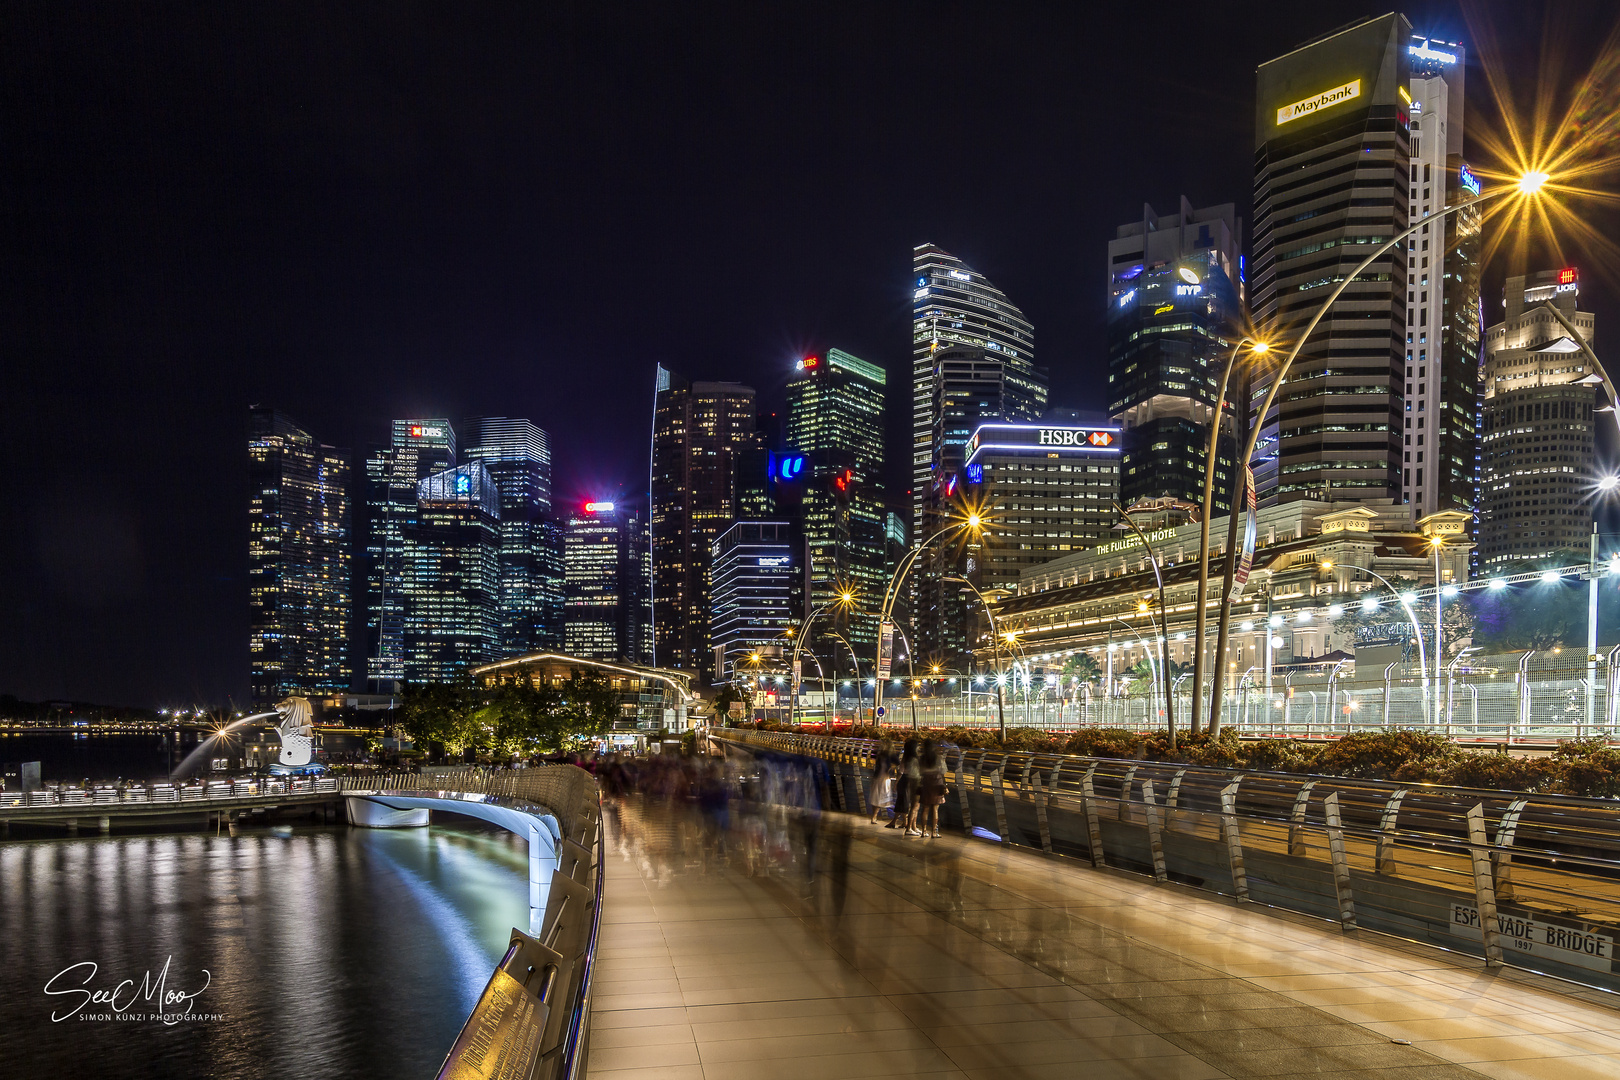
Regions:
[[866, 737, 946, 837]]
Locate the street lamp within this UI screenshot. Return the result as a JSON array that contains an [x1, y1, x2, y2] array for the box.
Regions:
[[871, 511, 986, 724], [1323, 560, 1429, 719], [1114, 500, 1177, 747], [1200, 170, 1562, 735], [947, 573, 1009, 738], [788, 590, 855, 729], [1194, 336, 1269, 738]]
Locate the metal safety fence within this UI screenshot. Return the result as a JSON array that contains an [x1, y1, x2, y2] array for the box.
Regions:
[[784, 650, 1620, 744], [718, 728, 1620, 993]]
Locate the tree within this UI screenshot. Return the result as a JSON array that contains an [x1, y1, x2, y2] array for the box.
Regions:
[[1062, 653, 1101, 682], [712, 683, 748, 724], [400, 681, 476, 755]]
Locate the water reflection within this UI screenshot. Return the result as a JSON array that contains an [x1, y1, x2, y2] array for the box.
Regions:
[[0, 821, 528, 1079]]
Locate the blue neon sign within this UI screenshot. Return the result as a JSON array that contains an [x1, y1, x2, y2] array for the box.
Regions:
[[1459, 164, 1481, 197], [965, 463, 984, 484], [771, 452, 808, 482]]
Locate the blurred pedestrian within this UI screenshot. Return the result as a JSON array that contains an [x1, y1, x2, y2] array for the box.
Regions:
[[867, 739, 895, 824], [917, 739, 945, 838], [886, 737, 918, 830]]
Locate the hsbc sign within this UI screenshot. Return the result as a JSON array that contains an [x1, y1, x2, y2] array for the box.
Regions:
[[966, 423, 1121, 463], [1039, 428, 1113, 447]]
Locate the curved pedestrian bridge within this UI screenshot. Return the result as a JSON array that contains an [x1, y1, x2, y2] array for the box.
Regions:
[[589, 756, 1620, 1080]]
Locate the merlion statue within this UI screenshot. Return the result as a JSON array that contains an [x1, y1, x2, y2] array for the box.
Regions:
[[273, 696, 315, 767]]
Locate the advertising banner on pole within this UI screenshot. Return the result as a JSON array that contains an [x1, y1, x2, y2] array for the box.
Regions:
[[791, 657, 802, 697], [878, 621, 895, 679], [1229, 465, 1258, 602]]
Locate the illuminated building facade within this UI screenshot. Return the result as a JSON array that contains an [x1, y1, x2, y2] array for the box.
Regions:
[[564, 499, 651, 663], [1407, 35, 1481, 518], [1251, 14, 1410, 508], [649, 366, 762, 681], [1478, 270, 1600, 567], [1106, 200, 1242, 511], [361, 418, 456, 690], [910, 248, 1046, 666], [462, 416, 564, 655], [963, 422, 1121, 595], [785, 349, 887, 650], [402, 462, 502, 682], [709, 521, 795, 684], [247, 407, 352, 705]]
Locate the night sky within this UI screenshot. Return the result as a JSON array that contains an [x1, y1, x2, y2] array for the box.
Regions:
[[4, 2, 1615, 708]]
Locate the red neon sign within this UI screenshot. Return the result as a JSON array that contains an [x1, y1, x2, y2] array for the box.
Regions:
[[1559, 267, 1578, 285], [801, 355, 820, 370], [1089, 431, 1113, 446]]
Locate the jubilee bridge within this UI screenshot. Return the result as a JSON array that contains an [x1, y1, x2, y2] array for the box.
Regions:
[[572, 731, 1620, 1080]]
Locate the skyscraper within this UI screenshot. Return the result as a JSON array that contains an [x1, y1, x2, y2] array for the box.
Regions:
[[785, 349, 887, 649], [1407, 35, 1481, 518], [911, 244, 1046, 664], [1478, 269, 1599, 567], [564, 497, 651, 662], [1106, 199, 1242, 511], [247, 407, 351, 704], [709, 520, 795, 684], [402, 462, 502, 682], [911, 244, 1043, 543], [649, 366, 761, 680], [963, 421, 1121, 594], [1251, 13, 1411, 508], [462, 416, 563, 655], [361, 419, 456, 690]]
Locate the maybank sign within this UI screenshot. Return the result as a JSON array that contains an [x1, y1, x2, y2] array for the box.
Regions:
[[1276, 79, 1361, 126]]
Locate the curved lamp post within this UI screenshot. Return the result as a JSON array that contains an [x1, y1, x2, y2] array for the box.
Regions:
[[1201, 171, 1561, 734], [1322, 560, 1428, 719], [873, 514, 985, 724], [947, 573, 1009, 739], [1193, 337, 1269, 737], [1112, 616, 1161, 727], [788, 591, 854, 729], [1114, 500, 1176, 747]]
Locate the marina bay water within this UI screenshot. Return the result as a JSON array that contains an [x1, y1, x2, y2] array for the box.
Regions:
[[0, 819, 529, 1078]]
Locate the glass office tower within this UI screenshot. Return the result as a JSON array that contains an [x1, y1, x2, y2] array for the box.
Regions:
[[247, 407, 351, 704], [1106, 200, 1242, 513], [361, 419, 456, 691], [785, 348, 887, 651], [564, 498, 652, 663], [911, 245, 1047, 666], [1251, 14, 1411, 507], [462, 416, 563, 655], [402, 462, 502, 682], [649, 366, 762, 681]]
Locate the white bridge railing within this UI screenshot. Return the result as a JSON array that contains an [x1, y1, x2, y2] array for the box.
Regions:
[[0, 777, 339, 810]]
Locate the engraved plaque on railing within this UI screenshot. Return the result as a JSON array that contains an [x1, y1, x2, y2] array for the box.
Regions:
[[438, 931, 561, 1080]]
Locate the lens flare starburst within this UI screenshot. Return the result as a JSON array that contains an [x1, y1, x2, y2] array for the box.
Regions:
[[1466, 10, 1620, 285]]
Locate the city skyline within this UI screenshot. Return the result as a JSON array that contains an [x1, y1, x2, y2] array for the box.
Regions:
[[5, 2, 1617, 707]]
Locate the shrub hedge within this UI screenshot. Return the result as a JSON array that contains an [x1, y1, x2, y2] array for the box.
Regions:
[[724, 718, 1620, 798]]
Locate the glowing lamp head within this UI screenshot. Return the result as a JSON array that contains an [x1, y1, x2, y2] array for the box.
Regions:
[[1489, 578, 1507, 590], [1328, 604, 1344, 618], [1250, 341, 1270, 355], [1442, 584, 1460, 597], [1600, 475, 1620, 491], [965, 513, 982, 529], [1399, 591, 1417, 605], [1320, 560, 1333, 571], [1518, 171, 1550, 195], [1361, 597, 1379, 613], [1541, 569, 1561, 583]]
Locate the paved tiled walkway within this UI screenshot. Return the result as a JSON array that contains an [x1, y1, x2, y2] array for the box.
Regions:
[[588, 811, 1620, 1080]]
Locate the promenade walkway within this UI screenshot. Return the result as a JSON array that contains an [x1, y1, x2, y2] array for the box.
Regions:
[[587, 810, 1620, 1080]]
